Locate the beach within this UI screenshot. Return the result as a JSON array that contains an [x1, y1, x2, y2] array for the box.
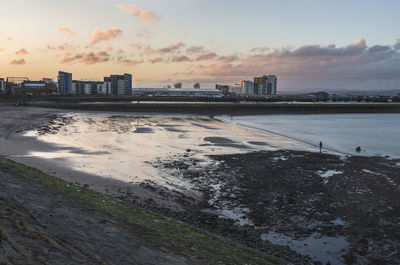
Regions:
[[1, 105, 399, 264]]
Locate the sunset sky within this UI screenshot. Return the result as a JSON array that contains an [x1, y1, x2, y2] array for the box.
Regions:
[[1, 0, 399, 91]]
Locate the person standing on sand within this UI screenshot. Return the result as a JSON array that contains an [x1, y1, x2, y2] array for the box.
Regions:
[[319, 141, 323, 153]]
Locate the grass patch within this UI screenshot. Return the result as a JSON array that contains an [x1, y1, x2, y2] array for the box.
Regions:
[[0, 157, 282, 265]]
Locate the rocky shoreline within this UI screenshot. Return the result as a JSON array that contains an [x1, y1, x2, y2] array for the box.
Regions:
[[144, 150, 400, 264]]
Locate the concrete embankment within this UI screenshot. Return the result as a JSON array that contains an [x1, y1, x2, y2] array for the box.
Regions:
[[0, 157, 283, 265], [31, 101, 400, 115]]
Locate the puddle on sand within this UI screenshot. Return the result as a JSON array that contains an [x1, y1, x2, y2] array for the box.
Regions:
[[261, 232, 349, 265], [318, 170, 343, 178]]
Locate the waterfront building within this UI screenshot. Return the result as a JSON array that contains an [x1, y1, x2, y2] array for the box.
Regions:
[[228, 84, 242, 95], [57, 71, 73, 94], [254, 75, 268, 94], [72, 80, 85, 95], [254, 75, 278, 95], [216, 84, 229, 95], [253, 82, 265, 95], [12, 81, 49, 96], [267, 75, 277, 95], [101, 77, 111, 95], [0, 78, 5, 94], [110, 73, 132, 95], [42, 78, 57, 94], [96, 83, 104, 95], [240, 80, 254, 94], [132, 88, 222, 97], [83, 81, 101, 95]]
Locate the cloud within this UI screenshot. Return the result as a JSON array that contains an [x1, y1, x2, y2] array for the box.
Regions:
[[58, 26, 74, 36], [158, 42, 185, 53], [46, 43, 80, 52], [91, 28, 123, 44], [15, 48, 28, 55], [250, 46, 270, 54], [135, 27, 152, 39], [138, 42, 185, 55], [196, 52, 217, 61], [6, 36, 12, 41], [117, 58, 142, 66], [0, 47, 5, 52], [118, 4, 159, 23], [61, 51, 110, 65], [368, 45, 391, 53], [173, 38, 400, 90], [187, 46, 205, 53], [169, 55, 191, 63], [149, 56, 163, 64], [217, 55, 238, 63], [394, 39, 400, 50], [270, 38, 367, 58], [10, 59, 26, 65]]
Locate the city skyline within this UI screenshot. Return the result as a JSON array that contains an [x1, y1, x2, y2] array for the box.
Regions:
[[1, 0, 400, 91]]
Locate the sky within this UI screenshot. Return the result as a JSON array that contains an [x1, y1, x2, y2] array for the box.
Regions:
[[0, 0, 400, 91]]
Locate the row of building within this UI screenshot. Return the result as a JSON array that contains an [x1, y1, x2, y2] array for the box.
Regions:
[[216, 75, 277, 96], [0, 71, 133, 96], [1, 72, 277, 97], [58, 71, 133, 95], [0, 77, 57, 96]]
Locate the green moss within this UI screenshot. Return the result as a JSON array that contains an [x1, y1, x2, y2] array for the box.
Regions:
[[0, 157, 282, 265]]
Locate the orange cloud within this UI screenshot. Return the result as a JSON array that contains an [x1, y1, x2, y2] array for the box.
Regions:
[[196, 52, 217, 61], [158, 42, 185, 53], [6, 36, 12, 41], [0, 47, 5, 52], [91, 28, 123, 44], [169, 55, 191, 63], [149, 56, 163, 64], [58, 26, 74, 36], [61, 51, 110, 65], [118, 4, 159, 23], [186, 46, 205, 53], [10, 59, 26, 65], [117, 58, 142, 66], [15, 48, 28, 55]]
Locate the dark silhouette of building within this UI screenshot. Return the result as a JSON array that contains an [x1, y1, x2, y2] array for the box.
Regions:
[[216, 84, 229, 95]]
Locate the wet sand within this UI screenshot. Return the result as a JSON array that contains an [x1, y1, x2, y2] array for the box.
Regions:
[[2, 107, 311, 212]]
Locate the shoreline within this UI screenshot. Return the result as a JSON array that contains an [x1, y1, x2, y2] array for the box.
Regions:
[[151, 150, 400, 265]]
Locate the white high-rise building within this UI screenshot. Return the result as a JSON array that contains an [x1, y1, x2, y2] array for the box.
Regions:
[[96, 83, 104, 95], [228, 84, 242, 95], [267, 75, 277, 95], [84, 83, 92, 95], [240, 80, 254, 94], [117, 79, 126, 95]]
